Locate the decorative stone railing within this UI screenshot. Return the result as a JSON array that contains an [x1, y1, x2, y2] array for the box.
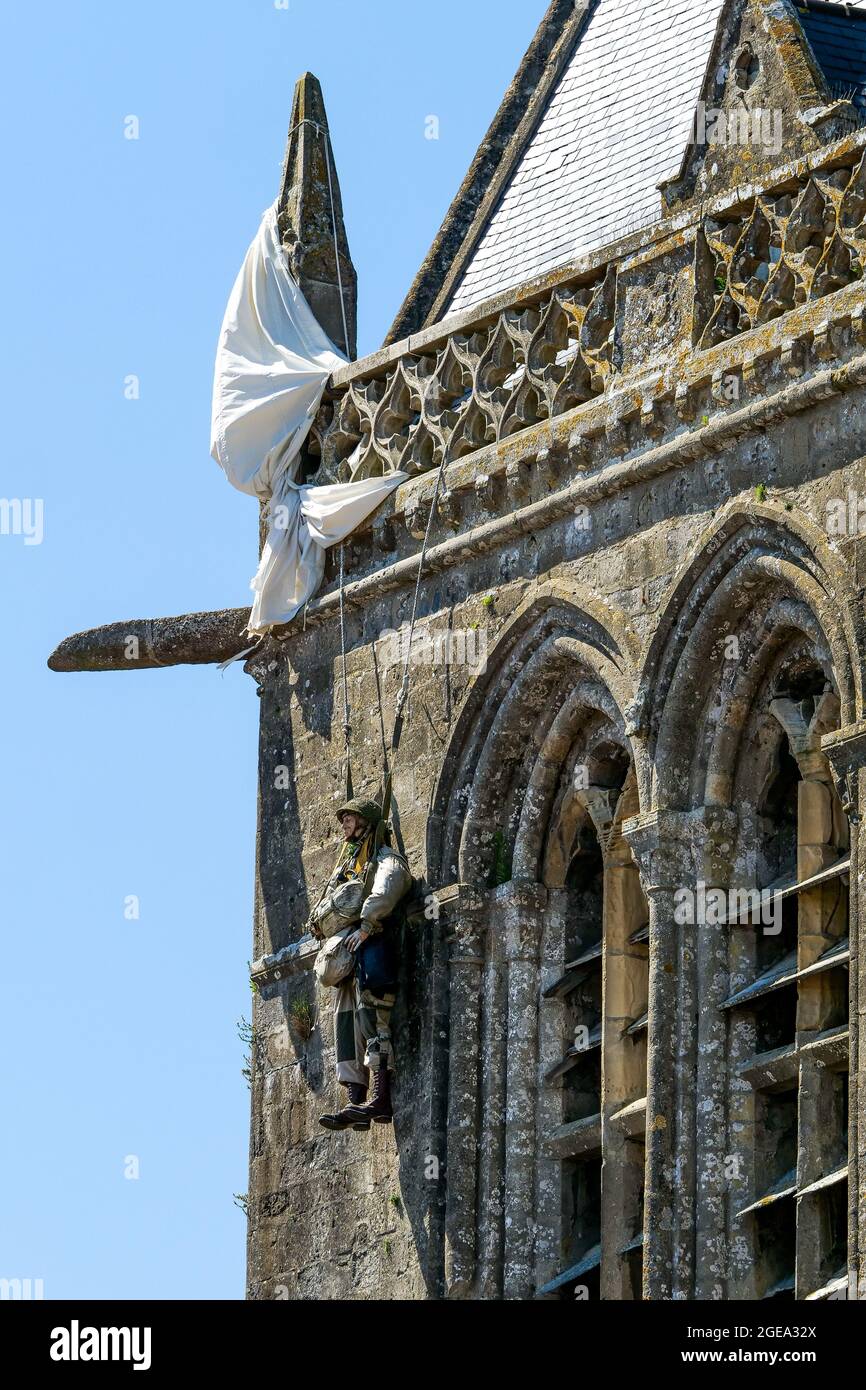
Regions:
[[310, 265, 614, 483], [307, 129, 866, 521], [697, 145, 866, 349]]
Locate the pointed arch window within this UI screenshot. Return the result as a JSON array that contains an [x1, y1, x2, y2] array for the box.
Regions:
[[724, 677, 850, 1301], [538, 758, 649, 1300]]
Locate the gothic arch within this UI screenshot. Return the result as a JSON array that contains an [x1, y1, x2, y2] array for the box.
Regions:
[[430, 586, 650, 1300], [629, 501, 858, 1301], [427, 585, 639, 886], [635, 503, 862, 811]]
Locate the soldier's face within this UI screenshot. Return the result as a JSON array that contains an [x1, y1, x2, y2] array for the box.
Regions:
[[340, 813, 368, 841]]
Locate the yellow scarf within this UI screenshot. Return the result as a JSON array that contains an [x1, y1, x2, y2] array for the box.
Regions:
[[335, 831, 372, 882]]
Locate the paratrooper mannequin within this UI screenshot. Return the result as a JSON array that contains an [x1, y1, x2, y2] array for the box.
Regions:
[[308, 799, 412, 1132]]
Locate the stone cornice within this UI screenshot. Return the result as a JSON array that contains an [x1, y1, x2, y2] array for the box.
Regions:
[[337, 125, 866, 393], [276, 337, 866, 642], [51, 312, 866, 674], [250, 935, 318, 993]]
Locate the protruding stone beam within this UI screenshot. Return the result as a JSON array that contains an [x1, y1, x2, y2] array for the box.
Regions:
[[47, 608, 252, 672], [823, 725, 866, 823], [277, 72, 357, 360], [574, 786, 620, 858]]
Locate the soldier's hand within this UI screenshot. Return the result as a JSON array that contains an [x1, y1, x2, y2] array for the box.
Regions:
[[345, 928, 370, 952]]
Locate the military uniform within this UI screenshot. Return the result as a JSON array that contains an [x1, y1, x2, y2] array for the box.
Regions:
[[311, 799, 412, 1131]]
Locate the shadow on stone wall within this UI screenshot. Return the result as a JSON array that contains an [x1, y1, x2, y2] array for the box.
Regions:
[[391, 909, 447, 1298]]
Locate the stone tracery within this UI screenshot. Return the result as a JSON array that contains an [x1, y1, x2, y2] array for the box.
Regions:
[[697, 148, 866, 349], [310, 269, 615, 482]]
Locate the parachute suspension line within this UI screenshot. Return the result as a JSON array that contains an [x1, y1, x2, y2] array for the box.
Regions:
[[282, 118, 443, 818], [338, 543, 354, 800], [380, 449, 449, 824]]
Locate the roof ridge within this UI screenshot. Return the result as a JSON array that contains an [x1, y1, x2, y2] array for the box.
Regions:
[[388, 0, 866, 343], [384, 0, 592, 346]]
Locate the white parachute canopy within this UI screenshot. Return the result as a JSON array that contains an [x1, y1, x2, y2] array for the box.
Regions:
[[210, 200, 406, 635]]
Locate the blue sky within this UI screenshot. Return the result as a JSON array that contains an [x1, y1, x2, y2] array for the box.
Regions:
[[1, 0, 541, 1299]]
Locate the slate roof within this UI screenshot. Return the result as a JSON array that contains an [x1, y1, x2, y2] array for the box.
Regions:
[[388, 0, 866, 341], [445, 0, 727, 317], [796, 0, 866, 111]]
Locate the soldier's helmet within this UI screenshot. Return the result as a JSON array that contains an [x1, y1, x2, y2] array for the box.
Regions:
[[336, 798, 382, 827]]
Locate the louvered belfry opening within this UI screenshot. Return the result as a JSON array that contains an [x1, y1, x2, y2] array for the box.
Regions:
[[723, 663, 851, 1301], [539, 756, 649, 1300]]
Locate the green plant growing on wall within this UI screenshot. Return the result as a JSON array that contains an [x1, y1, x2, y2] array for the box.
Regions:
[[238, 1016, 264, 1090], [233, 1193, 250, 1218], [290, 998, 316, 1041], [755, 484, 767, 502]]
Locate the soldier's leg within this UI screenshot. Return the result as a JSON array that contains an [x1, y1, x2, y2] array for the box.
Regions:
[[320, 976, 370, 1131], [345, 986, 397, 1123], [357, 987, 397, 1075], [334, 975, 368, 1089]]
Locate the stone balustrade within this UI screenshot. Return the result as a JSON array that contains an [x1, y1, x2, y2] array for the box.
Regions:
[[308, 128, 866, 510]]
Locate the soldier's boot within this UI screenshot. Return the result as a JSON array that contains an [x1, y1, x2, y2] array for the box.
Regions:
[[345, 1062, 393, 1125], [318, 1082, 370, 1132]]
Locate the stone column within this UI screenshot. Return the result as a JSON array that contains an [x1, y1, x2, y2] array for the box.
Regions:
[[502, 881, 547, 1300], [576, 787, 648, 1300], [417, 880, 456, 1299], [622, 811, 693, 1301], [795, 765, 847, 1299], [534, 887, 569, 1295], [692, 807, 739, 1302], [476, 907, 508, 1298], [599, 833, 649, 1299], [442, 887, 488, 1299]]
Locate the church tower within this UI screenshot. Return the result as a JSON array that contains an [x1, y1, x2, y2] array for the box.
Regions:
[[52, 1, 866, 1301]]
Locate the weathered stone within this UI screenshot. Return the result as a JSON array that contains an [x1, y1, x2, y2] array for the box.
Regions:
[[50, 1, 866, 1303], [47, 609, 251, 672]]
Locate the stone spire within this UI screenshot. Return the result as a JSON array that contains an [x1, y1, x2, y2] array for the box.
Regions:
[[277, 72, 357, 360]]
